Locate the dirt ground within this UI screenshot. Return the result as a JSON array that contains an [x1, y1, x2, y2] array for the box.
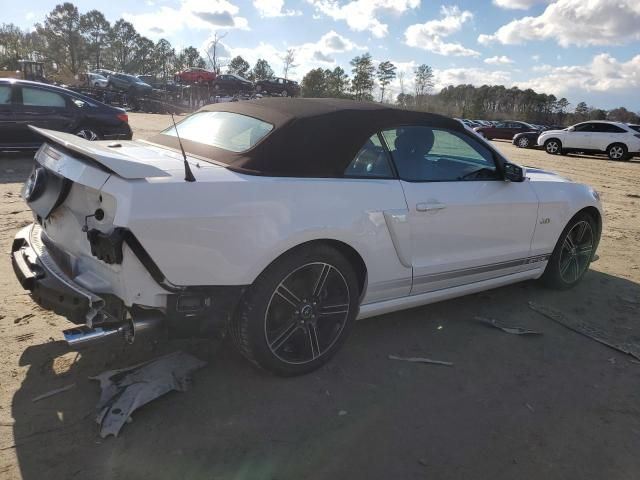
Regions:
[[1, 112, 639, 480]]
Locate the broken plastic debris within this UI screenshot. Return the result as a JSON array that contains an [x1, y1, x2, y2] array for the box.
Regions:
[[31, 383, 76, 403], [474, 316, 542, 335], [90, 351, 206, 438], [388, 354, 453, 366], [528, 301, 640, 360]]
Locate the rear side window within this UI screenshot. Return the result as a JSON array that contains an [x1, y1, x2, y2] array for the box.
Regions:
[[344, 134, 394, 178], [162, 111, 273, 152], [22, 88, 66, 107], [0, 85, 10, 104]]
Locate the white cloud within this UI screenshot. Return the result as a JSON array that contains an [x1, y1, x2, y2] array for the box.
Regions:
[[405, 5, 480, 56], [307, 0, 420, 38], [531, 54, 540, 61], [434, 67, 512, 90], [253, 0, 302, 17], [492, 0, 547, 9], [484, 55, 514, 64], [517, 54, 640, 96], [123, 0, 249, 39], [224, 30, 364, 79], [478, 0, 640, 47]]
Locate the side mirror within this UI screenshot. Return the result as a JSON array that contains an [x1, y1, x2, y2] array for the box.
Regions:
[[567, 126, 575, 132], [503, 162, 525, 182]]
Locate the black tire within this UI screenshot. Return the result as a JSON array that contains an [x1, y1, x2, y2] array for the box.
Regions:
[[255, 84, 262, 93], [516, 136, 530, 148], [281, 89, 288, 97], [607, 143, 628, 161], [544, 138, 562, 155], [540, 212, 597, 290], [231, 244, 360, 376]]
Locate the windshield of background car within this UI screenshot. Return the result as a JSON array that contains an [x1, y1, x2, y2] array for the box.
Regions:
[[161, 111, 274, 153], [629, 125, 640, 133]]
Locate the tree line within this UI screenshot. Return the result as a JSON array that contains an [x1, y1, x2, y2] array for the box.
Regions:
[[1, 2, 638, 125]]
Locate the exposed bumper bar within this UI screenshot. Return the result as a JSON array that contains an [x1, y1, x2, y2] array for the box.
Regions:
[[12, 223, 105, 324]]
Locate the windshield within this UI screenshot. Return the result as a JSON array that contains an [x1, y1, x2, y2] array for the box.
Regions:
[[161, 111, 273, 152], [629, 125, 640, 132]]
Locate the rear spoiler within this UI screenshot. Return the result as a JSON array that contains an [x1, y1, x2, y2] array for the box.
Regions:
[[30, 126, 171, 179]]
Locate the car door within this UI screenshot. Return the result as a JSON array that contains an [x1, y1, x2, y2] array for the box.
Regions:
[[381, 126, 540, 295], [13, 85, 76, 145], [563, 122, 595, 149], [0, 83, 17, 147]]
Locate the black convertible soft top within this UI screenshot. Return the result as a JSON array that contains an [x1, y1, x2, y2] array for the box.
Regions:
[[149, 97, 466, 177]]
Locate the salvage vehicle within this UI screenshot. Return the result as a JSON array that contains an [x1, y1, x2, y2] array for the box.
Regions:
[[255, 77, 300, 97], [11, 98, 602, 376], [107, 73, 153, 96], [0, 79, 131, 150], [538, 121, 640, 160]]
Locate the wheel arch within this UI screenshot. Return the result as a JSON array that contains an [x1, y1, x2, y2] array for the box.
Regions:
[[605, 141, 628, 152], [577, 205, 602, 241], [254, 238, 368, 301]]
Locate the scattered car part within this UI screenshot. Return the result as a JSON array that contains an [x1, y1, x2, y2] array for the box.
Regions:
[[528, 301, 640, 360], [388, 354, 453, 366], [90, 351, 206, 438], [31, 383, 76, 402], [474, 316, 542, 335]]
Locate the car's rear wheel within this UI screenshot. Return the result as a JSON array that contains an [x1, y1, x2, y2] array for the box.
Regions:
[[544, 138, 562, 155], [232, 244, 359, 376], [607, 143, 628, 161], [541, 212, 597, 289], [516, 136, 530, 148], [281, 89, 288, 97], [255, 84, 263, 92], [75, 128, 101, 141]]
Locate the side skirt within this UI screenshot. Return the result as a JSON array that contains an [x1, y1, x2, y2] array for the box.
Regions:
[[356, 267, 544, 320]]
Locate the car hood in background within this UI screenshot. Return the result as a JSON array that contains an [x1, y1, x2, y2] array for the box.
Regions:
[[524, 166, 572, 183]]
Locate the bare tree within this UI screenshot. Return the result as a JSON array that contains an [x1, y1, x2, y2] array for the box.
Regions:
[[282, 48, 297, 79], [205, 31, 227, 74]]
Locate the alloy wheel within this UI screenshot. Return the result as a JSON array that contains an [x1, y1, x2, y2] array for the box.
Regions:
[[558, 220, 593, 284], [518, 137, 530, 148], [546, 141, 559, 154], [76, 129, 99, 141], [264, 262, 350, 365], [609, 145, 625, 159]]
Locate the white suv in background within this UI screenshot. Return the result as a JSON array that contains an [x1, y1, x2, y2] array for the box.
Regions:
[[538, 121, 640, 161]]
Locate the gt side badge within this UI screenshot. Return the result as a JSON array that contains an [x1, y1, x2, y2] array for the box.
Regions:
[[539, 218, 551, 224]]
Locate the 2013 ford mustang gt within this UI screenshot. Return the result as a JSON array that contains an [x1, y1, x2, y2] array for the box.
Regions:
[[11, 98, 602, 376]]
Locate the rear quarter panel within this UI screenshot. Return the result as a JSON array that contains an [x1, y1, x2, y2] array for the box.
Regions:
[[106, 170, 412, 304]]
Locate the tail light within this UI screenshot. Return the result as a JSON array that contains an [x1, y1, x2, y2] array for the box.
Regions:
[[117, 113, 129, 123]]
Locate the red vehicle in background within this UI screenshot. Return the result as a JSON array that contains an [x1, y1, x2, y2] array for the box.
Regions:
[[175, 67, 217, 84]]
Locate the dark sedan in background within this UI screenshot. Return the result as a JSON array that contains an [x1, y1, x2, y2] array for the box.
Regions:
[[474, 121, 540, 140], [255, 77, 300, 97], [212, 74, 254, 93], [513, 124, 567, 148], [0, 79, 131, 150], [107, 73, 153, 96]]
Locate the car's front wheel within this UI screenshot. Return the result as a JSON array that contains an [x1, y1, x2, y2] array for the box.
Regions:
[[607, 143, 628, 161], [544, 138, 562, 155], [232, 244, 360, 376], [541, 212, 597, 289]]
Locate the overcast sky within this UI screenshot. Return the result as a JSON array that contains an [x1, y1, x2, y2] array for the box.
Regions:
[[7, 0, 640, 110]]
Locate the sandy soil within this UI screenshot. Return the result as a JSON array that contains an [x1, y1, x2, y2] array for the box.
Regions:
[[1, 113, 639, 480]]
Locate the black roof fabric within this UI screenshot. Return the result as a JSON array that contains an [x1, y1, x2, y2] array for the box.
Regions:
[[149, 97, 466, 177]]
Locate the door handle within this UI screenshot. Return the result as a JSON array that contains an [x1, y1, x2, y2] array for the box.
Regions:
[[416, 202, 447, 212]]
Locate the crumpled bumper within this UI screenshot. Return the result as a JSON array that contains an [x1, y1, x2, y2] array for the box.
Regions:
[[11, 223, 105, 324]]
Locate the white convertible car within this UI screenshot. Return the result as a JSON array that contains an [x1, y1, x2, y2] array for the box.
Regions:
[[12, 99, 602, 375]]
